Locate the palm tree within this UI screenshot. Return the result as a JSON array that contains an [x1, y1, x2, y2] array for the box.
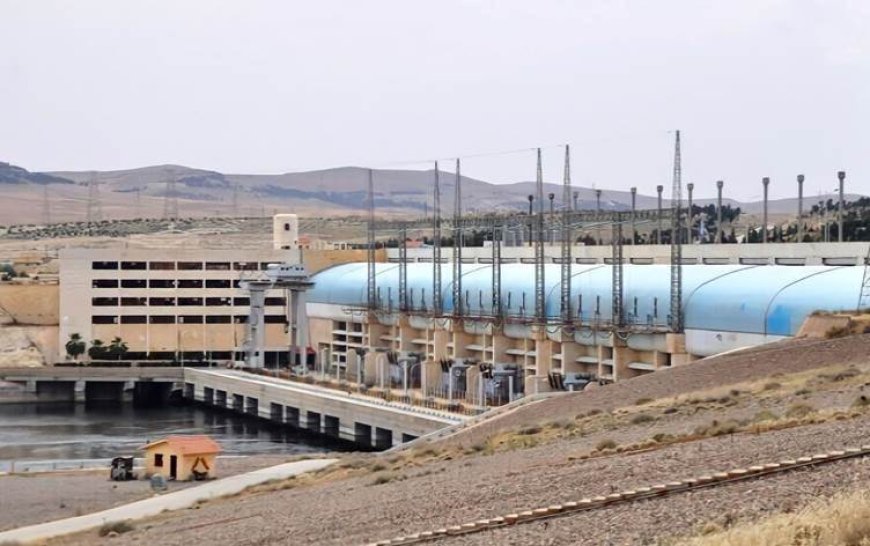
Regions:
[[65, 333, 86, 361], [107, 337, 129, 361], [87, 339, 107, 360]]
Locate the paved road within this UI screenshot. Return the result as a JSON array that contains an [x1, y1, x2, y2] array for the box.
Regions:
[[0, 458, 337, 544]]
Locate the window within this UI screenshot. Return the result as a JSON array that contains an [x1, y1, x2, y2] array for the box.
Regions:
[[233, 262, 258, 271], [120, 279, 147, 289], [264, 315, 287, 324], [148, 297, 175, 306], [232, 280, 241, 288], [177, 262, 203, 270], [233, 297, 250, 306], [148, 279, 175, 289], [120, 261, 147, 270], [149, 261, 175, 270], [154, 454, 163, 467], [179, 315, 203, 324], [92, 279, 119, 288], [178, 297, 203, 306], [205, 297, 231, 306], [264, 297, 286, 306], [205, 315, 231, 324], [205, 279, 231, 289], [92, 297, 118, 306], [284, 223, 290, 231], [92, 315, 118, 324], [120, 315, 146, 324], [234, 315, 248, 324], [149, 316, 175, 324], [121, 297, 147, 306], [177, 279, 203, 289], [205, 262, 230, 271], [92, 261, 118, 270]]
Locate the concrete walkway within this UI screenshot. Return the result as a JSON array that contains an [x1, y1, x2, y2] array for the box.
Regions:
[[0, 458, 337, 544]]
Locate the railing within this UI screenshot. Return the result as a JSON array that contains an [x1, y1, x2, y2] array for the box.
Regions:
[[242, 368, 487, 417]]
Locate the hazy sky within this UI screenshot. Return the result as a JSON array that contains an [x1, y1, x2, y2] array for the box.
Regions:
[[1, 0, 867, 200]]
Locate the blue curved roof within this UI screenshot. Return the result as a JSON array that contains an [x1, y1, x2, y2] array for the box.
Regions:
[[309, 262, 862, 336]]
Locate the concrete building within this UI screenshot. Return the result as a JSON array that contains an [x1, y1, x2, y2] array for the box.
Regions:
[[306, 260, 867, 399]]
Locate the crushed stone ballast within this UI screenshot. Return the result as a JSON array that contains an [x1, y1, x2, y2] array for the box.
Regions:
[[364, 444, 870, 545]]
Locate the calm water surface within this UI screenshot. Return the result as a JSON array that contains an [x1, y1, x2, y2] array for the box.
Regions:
[[0, 402, 340, 470]]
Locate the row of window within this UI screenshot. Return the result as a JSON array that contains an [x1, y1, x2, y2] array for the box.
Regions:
[[91, 315, 288, 324], [92, 261, 272, 271], [91, 296, 286, 307], [92, 279, 253, 289]]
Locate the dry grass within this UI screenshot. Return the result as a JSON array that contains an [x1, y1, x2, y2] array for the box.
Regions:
[[678, 489, 870, 546]]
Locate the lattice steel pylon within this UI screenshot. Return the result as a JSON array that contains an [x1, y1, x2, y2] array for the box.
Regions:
[[86, 172, 102, 223], [452, 158, 463, 317], [366, 169, 377, 310], [612, 212, 625, 328], [534, 148, 546, 322], [163, 172, 178, 220], [560, 145, 573, 323], [669, 130, 684, 332], [432, 162, 443, 316], [399, 225, 408, 312], [492, 221, 502, 317]]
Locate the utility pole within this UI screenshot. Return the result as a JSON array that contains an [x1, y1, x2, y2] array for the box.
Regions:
[[560, 145, 572, 323], [686, 182, 694, 243], [762, 177, 770, 244], [797, 175, 804, 243], [527, 195, 534, 248], [572, 191, 579, 211], [595, 189, 602, 244], [838, 171, 846, 242], [630, 187, 637, 244], [716, 180, 724, 244], [433, 162, 443, 316], [656, 185, 664, 244], [453, 159, 463, 317], [548, 192, 555, 245]]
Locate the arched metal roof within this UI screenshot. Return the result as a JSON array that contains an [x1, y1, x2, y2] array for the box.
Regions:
[[309, 262, 861, 336]]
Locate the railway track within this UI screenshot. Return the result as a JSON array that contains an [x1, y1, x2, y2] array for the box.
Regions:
[[365, 443, 870, 545]]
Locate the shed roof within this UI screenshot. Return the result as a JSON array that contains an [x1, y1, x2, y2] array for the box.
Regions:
[[141, 435, 221, 455]]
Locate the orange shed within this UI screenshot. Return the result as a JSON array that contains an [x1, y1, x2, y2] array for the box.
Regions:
[[141, 435, 221, 481]]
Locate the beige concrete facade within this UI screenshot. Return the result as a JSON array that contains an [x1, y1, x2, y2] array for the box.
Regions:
[[59, 247, 301, 363]]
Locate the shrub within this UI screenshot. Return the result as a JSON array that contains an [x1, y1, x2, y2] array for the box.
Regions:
[[763, 382, 782, 391], [518, 425, 542, 436], [785, 403, 815, 419], [852, 395, 870, 409], [794, 387, 812, 396], [595, 438, 617, 451], [98, 521, 134, 537], [825, 324, 851, 339], [634, 397, 653, 406], [370, 463, 386, 472], [662, 407, 678, 415], [630, 413, 655, 425], [753, 410, 779, 422], [370, 473, 395, 486]]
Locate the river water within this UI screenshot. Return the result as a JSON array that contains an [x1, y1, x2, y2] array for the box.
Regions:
[[0, 402, 340, 472]]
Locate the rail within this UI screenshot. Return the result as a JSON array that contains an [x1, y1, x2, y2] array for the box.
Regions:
[[364, 443, 870, 545]]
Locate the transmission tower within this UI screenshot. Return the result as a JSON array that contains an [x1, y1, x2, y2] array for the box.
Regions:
[[86, 172, 103, 223], [452, 158, 463, 317], [534, 148, 545, 322], [41, 184, 51, 225], [491, 221, 502, 317], [669, 130, 684, 332], [432, 162, 443, 316], [612, 212, 625, 328], [163, 172, 179, 220], [367, 169, 377, 310], [399, 225, 408, 312], [560, 145, 572, 323]]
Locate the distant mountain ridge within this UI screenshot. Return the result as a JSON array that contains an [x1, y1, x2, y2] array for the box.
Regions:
[[0, 160, 862, 225]]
